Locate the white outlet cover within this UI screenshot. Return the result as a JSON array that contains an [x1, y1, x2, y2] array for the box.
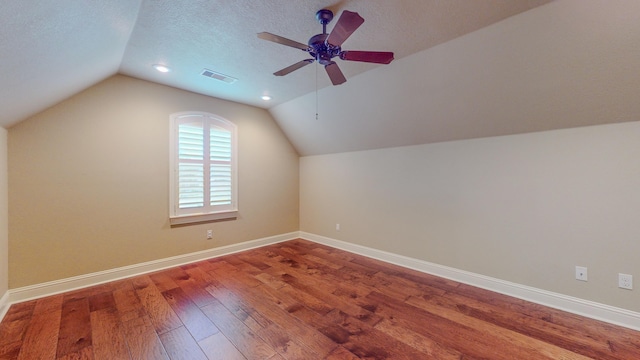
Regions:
[[619, 273, 633, 290]]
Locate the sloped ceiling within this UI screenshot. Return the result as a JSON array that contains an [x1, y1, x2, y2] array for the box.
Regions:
[[272, 0, 640, 155], [3, 1, 639, 156], [1, 0, 140, 129], [1, 1, 548, 126]]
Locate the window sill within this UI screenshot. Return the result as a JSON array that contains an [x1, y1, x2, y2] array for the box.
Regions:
[[169, 210, 238, 226]]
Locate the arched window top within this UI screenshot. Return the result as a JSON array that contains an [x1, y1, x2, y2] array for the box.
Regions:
[[170, 111, 236, 131]]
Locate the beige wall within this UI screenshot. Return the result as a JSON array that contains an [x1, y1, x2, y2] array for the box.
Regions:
[[8, 75, 299, 288], [0, 128, 7, 298], [301, 121, 640, 312]]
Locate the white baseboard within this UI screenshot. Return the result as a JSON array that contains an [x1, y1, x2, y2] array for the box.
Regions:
[[0, 290, 9, 322], [4, 231, 640, 332], [300, 232, 640, 332], [6, 232, 297, 307]]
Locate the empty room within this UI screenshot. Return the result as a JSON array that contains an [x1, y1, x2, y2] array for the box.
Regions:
[[1, 1, 639, 359]]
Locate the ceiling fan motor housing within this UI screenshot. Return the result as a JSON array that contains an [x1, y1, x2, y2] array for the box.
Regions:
[[308, 33, 341, 65], [309, 10, 341, 65]]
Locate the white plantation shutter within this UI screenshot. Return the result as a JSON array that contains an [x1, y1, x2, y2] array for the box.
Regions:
[[210, 125, 232, 207], [170, 112, 237, 225], [178, 121, 205, 209]]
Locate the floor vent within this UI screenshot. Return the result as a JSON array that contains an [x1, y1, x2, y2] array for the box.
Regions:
[[201, 69, 238, 84]]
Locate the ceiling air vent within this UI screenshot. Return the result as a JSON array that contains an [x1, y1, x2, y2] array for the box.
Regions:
[[201, 69, 238, 84]]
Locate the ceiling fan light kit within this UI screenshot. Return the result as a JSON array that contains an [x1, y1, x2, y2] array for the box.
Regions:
[[258, 9, 394, 85]]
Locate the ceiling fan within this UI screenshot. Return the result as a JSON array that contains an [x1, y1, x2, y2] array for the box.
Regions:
[[257, 9, 394, 85]]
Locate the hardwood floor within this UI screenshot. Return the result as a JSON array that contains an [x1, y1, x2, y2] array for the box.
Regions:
[[1, 239, 639, 359]]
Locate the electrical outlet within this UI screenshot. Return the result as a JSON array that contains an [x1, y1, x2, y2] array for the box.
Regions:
[[619, 273, 633, 290], [336, 223, 341, 231], [575, 266, 588, 281], [206, 230, 213, 240]]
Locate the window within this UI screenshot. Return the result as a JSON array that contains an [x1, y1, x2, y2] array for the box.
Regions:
[[169, 112, 237, 225]]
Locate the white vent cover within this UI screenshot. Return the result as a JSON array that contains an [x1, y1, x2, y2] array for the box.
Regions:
[[201, 69, 238, 84]]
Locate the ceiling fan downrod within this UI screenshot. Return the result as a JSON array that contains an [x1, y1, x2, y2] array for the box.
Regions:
[[316, 9, 333, 34]]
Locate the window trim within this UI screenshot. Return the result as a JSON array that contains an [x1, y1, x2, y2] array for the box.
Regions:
[[169, 111, 238, 226]]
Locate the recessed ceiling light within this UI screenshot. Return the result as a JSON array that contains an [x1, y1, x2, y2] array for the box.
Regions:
[[153, 64, 171, 73], [261, 95, 272, 101]]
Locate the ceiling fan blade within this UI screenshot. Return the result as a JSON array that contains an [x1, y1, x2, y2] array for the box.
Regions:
[[326, 10, 364, 47], [340, 51, 394, 64], [325, 61, 347, 85], [257, 32, 309, 51], [274, 59, 314, 76]]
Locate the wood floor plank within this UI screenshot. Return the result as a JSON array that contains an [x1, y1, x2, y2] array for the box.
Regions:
[[16, 308, 61, 360], [404, 293, 592, 359], [174, 265, 219, 308], [0, 340, 22, 360], [256, 273, 334, 316], [371, 270, 448, 301], [197, 332, 247, 360], [55, 297, 92, 358], [210, 268, 337, 358], [207, 279, 323, 359], [132, 275, 183, 335], [56, 345, 93, 360], [90, 308, 130, 360], [211, 260, 264, 288], [346, 248, 463, 292], [112, 279, 146, 323], [162, 286, 219, 341], [0, 300, 35, 356], [204, 281, 272, 332], [200, 299, 276, 360], [222, 275, 321, 359], [234, 288, 336, 357], [158, 326, 208, 360], [120, 315, 169, 360], [324, 345, 361, 360], [149, 271, 180, 293], [64, 283, 114, 302], [265, 248, 376, 301], [229, 252, 271, 272], [289, 304, 431, 360], [267, 353, 286, 360], [455, 282, 640, 352], [0, 318, 31, 349], [254, 322, 318, 359], [261, 261, 381, 326], [32, 295, 64, 316], [368, 290, 557, 360], [374, 318, 465, 359], [88, 291, 117, 313], [2, 300, 36, 323], [2, 239, 639, 359], [281, 244, 378, 278], [407, 289, 627, 360]]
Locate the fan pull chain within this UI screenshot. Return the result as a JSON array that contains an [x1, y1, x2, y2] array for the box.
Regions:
[[315, 62, 319, 120]]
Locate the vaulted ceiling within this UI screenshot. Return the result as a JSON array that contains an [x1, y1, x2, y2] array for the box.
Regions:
[[3, 1, 640, 156]]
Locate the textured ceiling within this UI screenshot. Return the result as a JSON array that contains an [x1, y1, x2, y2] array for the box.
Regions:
[[0, 0, 550, 128], [0, 0, 139, 128], [5, 1, 638, 158]]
